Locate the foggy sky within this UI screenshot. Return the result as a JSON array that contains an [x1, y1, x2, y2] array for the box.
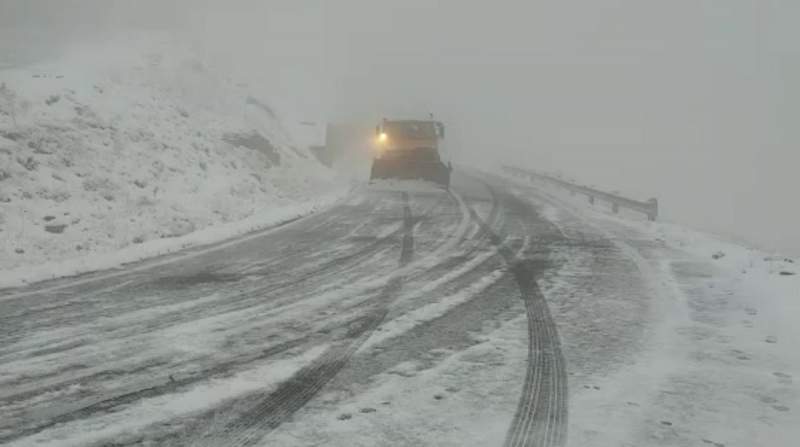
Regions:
[[2, 0, 798, 255]]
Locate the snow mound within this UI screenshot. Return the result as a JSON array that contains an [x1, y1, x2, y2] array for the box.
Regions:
[[0, 35, 343, 279]]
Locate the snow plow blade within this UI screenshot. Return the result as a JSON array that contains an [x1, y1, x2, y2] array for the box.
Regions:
[[370, 158, 451, 187]]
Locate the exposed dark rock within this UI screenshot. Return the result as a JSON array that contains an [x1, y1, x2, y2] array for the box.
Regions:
[[0, 130, 25, 141], [44, 224, 67, 234], [17, 156, 38, 171], [222, 131, 280, 166]]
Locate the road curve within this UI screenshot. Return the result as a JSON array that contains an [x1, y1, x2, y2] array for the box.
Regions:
[[0, 173, 577, 447]]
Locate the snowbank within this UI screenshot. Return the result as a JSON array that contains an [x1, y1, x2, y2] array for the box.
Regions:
[[0, 35, 345, 284], [0, 189, 348, 290], [587, 218, 799, 447]]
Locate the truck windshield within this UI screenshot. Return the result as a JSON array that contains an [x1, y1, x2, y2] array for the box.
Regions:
[[385, 121, 437, 139]]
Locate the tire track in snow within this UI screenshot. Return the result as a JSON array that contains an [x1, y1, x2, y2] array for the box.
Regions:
[[353, 188, 505, 356], [0, 336, 321, 445], [0, 201, 409, 407], [3, 189, 468, 447], [0, 195, 403, 444], [192, 192, 416, 447], [466, 181, 568, 447]]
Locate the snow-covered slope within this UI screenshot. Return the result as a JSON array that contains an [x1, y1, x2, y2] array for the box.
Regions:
[[0, 36, 344, 283]]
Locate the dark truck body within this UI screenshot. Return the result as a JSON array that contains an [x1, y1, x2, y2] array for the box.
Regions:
[[370, 119, 451, 187]]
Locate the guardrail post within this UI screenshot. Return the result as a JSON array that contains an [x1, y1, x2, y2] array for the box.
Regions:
[[646, 198, 658, 221], [503, 165, 660, 222]]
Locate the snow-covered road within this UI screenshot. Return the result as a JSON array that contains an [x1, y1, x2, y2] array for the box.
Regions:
[[0, 173, 796, 446]]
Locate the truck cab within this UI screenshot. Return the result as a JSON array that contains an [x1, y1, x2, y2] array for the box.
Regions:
[[371, 118, 451, 187]]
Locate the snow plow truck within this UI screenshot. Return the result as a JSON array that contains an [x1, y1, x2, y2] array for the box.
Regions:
[[370, 118, 452, 187]]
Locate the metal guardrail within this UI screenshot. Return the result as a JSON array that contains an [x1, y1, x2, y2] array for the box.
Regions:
[[503, 166, 659, 221]]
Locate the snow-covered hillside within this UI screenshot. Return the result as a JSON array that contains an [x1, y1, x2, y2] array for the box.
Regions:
[[0, 36, 344, 282]]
